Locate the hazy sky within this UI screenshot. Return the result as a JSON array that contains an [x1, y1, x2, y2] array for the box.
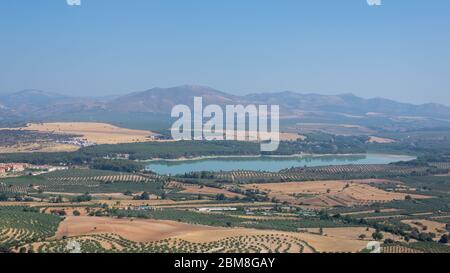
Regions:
[[0, 0, 449, 105]]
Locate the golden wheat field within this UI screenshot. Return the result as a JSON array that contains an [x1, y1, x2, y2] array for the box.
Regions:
[[20, 122, 156, 145]]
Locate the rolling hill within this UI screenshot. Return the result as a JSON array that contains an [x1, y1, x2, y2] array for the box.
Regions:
[[1, 85, 450, 131]]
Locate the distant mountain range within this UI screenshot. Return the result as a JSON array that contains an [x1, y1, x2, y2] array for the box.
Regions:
[[1, 85, 450, 131]]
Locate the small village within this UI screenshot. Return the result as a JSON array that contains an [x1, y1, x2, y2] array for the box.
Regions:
[[0, 163, 68, 177]]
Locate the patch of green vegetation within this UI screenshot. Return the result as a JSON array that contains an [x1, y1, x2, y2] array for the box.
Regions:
[[242, 218, 358, 231], [369, 129, 450, 156], [89, 159, 145, 172], [408, 242, 450, 253], [0, 206, 62, 251], [396, 176, 450, 196], [0, 176, 47, 187], [42, 169, 126, 178], [379, 197, 450, 215], [1, 169, 164, 196], [0, 133, 371, 165]]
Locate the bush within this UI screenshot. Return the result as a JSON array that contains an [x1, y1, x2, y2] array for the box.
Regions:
[[73, 193, 92, 203], [438, 234, 449, 244], [372, 231, 384, 241]]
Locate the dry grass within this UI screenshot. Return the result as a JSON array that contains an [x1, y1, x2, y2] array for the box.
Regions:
[[54, 216, 369, 252], [0, 142, 79, 153], [41, 207, 93, 216], [20, 122, 156, 145], [368, 136, 396, 144], [402, 219, 448, 236], [55, 216, 218, 242], [243, 179, 430, 207]]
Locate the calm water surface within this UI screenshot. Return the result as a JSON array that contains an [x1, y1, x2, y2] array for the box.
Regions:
[[145, 154, 415, 175]]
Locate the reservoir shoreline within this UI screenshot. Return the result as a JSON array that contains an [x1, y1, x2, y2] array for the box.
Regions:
[[140, 153, 416, 163], [145, 153, 416, 175]]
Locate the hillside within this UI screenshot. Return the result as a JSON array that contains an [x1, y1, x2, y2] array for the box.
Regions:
[[1, 85, 450, 131]]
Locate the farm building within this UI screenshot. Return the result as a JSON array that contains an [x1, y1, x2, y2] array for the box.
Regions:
[[0, 163, 28, 173]]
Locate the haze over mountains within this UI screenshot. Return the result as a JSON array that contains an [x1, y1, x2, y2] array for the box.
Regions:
[[1, 85, 450, 130]]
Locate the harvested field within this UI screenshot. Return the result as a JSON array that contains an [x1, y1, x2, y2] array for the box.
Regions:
[[50, 216, 369, 253], [401, 220, 448, 236], [368, 136, 396, 144], [19, 122, 156, 145], [244, 180, 430, 207], [0, 143, 79, 153], [55, 216, 218, 242]]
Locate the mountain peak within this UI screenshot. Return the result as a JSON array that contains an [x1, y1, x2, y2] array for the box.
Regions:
[[338, 92, 357, 98], [107, 85, 239, 113], [2, 86, 450, 128], [2, 89, 67, 99], [13, 89, 66, 97]]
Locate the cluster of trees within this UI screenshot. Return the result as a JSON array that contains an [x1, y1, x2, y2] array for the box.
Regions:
[[368, 129, 450, 155], [372, 231, 384, 241], [0, 194, 8, 202], [49, 196, 64, 203], [181, 171, 216, 179], [133, 192, 150, 200], [439, 234, 449, 244], [269, 133, 368, 155], [82, 141, 262, 160], [0, 193, 33, 202], [406, 229, 436, 242], [89, 159, 144, 172], [72, 193, 92, 203]]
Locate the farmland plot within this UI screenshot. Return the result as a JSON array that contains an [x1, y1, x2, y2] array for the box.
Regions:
[[216, 164, 443, 183], [243, 180, 429, 208], [0, 206, 61, 250]]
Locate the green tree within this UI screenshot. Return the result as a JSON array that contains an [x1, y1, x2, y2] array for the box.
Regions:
[[216, 194, 226, 201], [140, 192, 150, 200], [438, 234, 449, 244], [0, 193, 8, 201], [372, 231, 384, 241]]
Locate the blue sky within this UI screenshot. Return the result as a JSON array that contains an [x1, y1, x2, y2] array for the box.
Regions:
[[0, 0, 449, 105]]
